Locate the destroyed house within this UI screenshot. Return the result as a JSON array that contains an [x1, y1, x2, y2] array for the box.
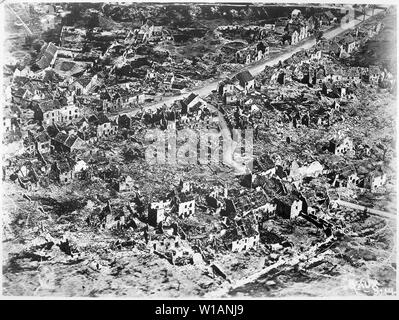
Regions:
[[257, 41, 270, 56], [23, 134, 36, 155], [114, 175, 134, 192], [298, 189, 320, 215], [17, 80, 49, 100], [221, 198, 237, 218], [369, 66, 381, 85], [35, 131, 51, 154], [302, 24, 310, 38], [285, 22, 299, 35], [251, 199, 277, 219], [325, 187, 340, 209], [136, 30, 147, 43], [210, 185, 228, 200], [294, 63, 309, 82], [189, 101, 203, 116], [164, 73, 175, 88], [263, 177, 288, 198], [275, 70, 285, 85], [148, 202, 167, 227], [73, 159, 88, 180], [60, 103, 80, 123], [150, 26, 163, 40], [100, 201, 130, 230], [342, 35, 357, 54], [52, 132, 84, 153], [236, 47, 257, 64], [326, 40, 340, 56], [31, 100, 62, 125], [341, 170, 360, 188], [61, 123, 78, 136], [275, 192, 303, 219], [206, 185, 228, 209], [34, 42, 58, 70], [313, 68, 326, 86], [365, 169, 387, 192], [3, 106, 14, 128], [310, 49, 322, 61], [291, 30, 299, 45], [89, 113, 118, 138], [234, 70, 255, 91], [223, 218, 259, 252], [77, 125, 97, 144], [236, 190, 270, 214], [218, 79, 235, 97], [306, 16, 316, 29], [329, 137, 353, 156], [348, 67, 361, 83], [253, 153, 275, 176], [11, 163, 41, 188], [179, 180, 191, 194], [331, 84, 347, 98], [148, 208, 165, 228], [50, 158, 75, 184], [178, 198, 195, 218], [117, 114, 134, 130], [151, 200, 171, 211], [315, 39, 332, 54], [149, 235, 193, 259], [183, 93, 202, 112], [71, 75, 95, 95], [224, 92, 239, 106], [88, 98, 106, 113], [11, 87, 31, 103]]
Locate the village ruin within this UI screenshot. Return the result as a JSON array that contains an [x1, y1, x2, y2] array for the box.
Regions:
[[1, 2, 397, 298]]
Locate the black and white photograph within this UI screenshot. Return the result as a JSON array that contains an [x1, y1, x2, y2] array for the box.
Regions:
[[1, 0, 397, 301]]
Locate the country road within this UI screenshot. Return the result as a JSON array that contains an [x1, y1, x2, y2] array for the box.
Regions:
[[118, 8, 383, 118]]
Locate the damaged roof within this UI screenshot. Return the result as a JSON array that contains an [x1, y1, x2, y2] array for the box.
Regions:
[[35, 131, 51, 143], [53, 132, 69, 144], [235, 70, 254, 84], [36, 100, 62, 113], [35, 42, 58, 70], [223, 216, 259, 243], [184, 93, 198, 106], [75, 76, 93, 88]]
